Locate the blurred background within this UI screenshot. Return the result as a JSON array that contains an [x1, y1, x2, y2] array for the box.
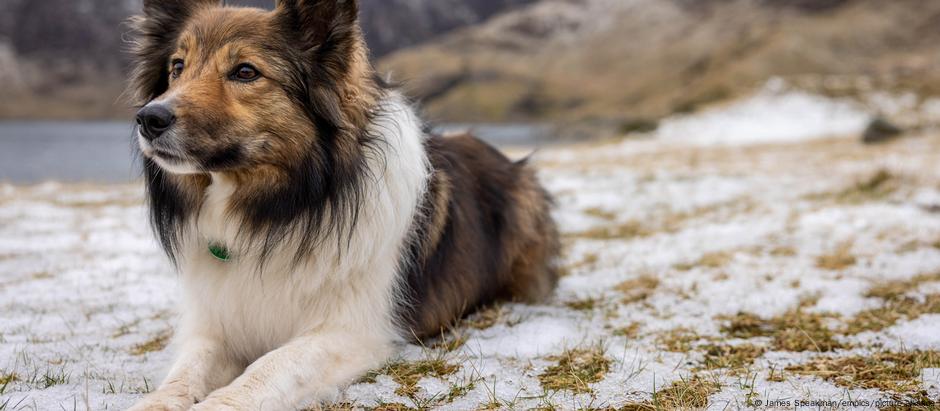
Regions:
[[4, 2, 940, 409], [0, 0, 938, 182]]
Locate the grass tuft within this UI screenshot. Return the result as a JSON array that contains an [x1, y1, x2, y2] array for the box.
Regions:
[[571, 220, 652, 240], [368, 402, 420, 411], [675, 251, 734, 271], [130, 330, 172, 356], [844, 273, 940, 334], [719, 302, 845, 352], [583, 208, 618, 221], [462, 305, 504, 330], [652, 375, 722, 409], [371, 359, 460, 398], [613, 323, 641, 339], [700, 344, 767, 371], [866, 273, 940, 301], [720, 313, 774, 339], [565, 253, 600, 276], [786, 351, 940, 396], [616, 275, 660, 304], [816, 243, 857, 270], [845, 297, 940, 335], [429, 333, 468, 353], [538, 346, 611, 393], [657, 328, 701, 353], [770, 309, 844, 352], [566, 297, 600, 311], [0, 372, 16, 386], [835, 169, 900, 204]]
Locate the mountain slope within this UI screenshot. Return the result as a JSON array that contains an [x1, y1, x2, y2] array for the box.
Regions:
[[379, 0, 940, 124], [0, 0, 534, 119]]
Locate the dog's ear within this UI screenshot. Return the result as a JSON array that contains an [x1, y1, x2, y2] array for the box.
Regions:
[[275, 0, 360, 48], [275, 0, 375, 129], [128, 0, 220, 105]]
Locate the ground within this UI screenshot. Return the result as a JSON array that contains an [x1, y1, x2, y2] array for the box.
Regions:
[[2, 98, 940, 409]]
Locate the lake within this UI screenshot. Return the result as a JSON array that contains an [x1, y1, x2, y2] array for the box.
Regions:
[[0, 122, 551, 184]]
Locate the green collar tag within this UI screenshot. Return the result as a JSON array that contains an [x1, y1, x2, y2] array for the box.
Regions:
[[209, 243, 231, 262]]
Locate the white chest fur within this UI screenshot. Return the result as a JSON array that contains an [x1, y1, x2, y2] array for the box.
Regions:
[[172, 94, 431, 364]]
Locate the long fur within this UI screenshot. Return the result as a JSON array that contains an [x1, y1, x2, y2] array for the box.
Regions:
[[126, 1, 559, 409]]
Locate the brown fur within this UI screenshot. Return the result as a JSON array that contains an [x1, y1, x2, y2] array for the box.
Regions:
[[399, 134, 560, 338]]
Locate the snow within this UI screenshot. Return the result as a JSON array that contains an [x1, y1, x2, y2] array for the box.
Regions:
[[654, 79, 871, 146], [3, 123, 940, 409]]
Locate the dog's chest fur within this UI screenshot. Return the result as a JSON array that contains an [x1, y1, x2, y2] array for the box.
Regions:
[[173, 95, 431, 363]]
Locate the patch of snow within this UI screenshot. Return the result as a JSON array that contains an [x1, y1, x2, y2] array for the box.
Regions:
[[864, 314, 940, 351], [462, 308, 583, 359], [654, 79, 870, 146]]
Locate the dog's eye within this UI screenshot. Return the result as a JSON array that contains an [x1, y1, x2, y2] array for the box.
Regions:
[[231, 64, 261, 82], [170, 59, 184, 79]]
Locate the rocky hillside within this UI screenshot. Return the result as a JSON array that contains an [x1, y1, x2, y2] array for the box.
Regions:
[[0, 0, 532, 119], [1, 0, 938, 122], [380, 0, 940, 126]]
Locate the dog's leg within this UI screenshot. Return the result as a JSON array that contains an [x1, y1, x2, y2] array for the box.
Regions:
[[129, 336, 242, 411], [191, 331, 390, 411]]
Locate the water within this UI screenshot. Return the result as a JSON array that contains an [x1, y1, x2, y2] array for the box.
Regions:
[[0, 122, 549, 184]]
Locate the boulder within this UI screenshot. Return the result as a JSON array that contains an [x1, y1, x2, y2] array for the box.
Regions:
[[862, 117, 904, 144]]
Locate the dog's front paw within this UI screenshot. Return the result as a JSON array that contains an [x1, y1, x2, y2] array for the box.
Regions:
[[127, 389, 195, 411], [189, 398, 242, 411]]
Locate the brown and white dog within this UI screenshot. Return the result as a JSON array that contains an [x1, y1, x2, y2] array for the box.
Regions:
[[127, 0, 559, 409]]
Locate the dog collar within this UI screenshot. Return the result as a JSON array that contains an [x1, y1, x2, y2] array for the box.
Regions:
[[208, 243, 231, 262]]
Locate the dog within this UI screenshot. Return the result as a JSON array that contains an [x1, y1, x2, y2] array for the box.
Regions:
[[126, 0, 559, 409]]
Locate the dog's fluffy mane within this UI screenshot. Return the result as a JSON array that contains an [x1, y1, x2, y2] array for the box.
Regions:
[[128, 0, 388, 265]]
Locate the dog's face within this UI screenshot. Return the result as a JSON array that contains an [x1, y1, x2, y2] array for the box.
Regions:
[[137, 7, 307, 174], [131, 0, 373, 175]]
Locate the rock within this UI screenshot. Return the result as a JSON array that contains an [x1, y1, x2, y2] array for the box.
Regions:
[[862, 117, 904, 144]]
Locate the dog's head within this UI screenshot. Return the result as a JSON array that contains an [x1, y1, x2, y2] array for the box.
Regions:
[[130, 0, 376, 175]]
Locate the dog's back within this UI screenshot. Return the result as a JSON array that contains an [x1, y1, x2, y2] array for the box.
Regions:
[[399, 134, 560, 338]]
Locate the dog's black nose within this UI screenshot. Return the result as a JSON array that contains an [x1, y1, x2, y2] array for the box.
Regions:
[[136, 104, 176, 141]]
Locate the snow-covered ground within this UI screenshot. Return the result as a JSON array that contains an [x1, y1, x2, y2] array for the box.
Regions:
[[3, 94, 940, 409]]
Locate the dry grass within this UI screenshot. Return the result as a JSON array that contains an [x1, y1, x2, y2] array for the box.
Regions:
[[368, 359, 459, 398], [845, 295, 940, 335], [565, 253, 600, 276], [461, 305, 505, 330], [835, 170, 900, 204], [368, 403, 420, 411], [816, 243, 857, 271], [571, 220, 652, 240], [657, 328, 701, 353], [616, 275, 661, 304], [675, 251, 734, 271], [613, 323, 641, 339], [843, 273, 940, 334], [770, 308, 844, 352], [766, 366, 787, 382], [786, 351, 940, 396], [866, 273, 940, 301], [583, 208, 618, 221], [719, 312, 774, 339], [310, 403, 360, 411], [538, 346, 611, 393], [651, 375, 722, 409], [429, 333, 468, 353], [769, 246, 797, 257], [0, 371, 17, 386], [719, 305, 845, 352], [566, 297, 600, 311], [130, 330, 172, 356], [699, 344, 766, 371]]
